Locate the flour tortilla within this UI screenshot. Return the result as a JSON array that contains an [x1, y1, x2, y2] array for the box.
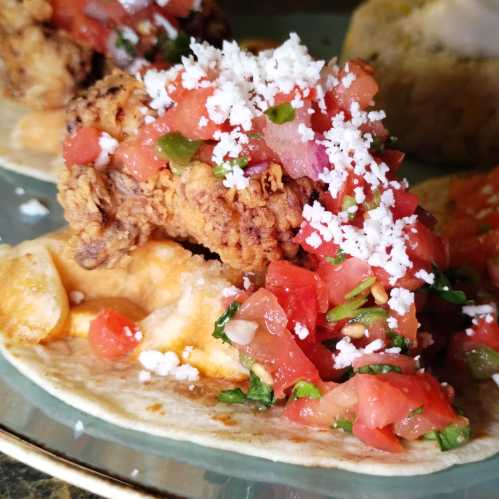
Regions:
[[0, 192, 499, 476], [0, 97, 62, 183]]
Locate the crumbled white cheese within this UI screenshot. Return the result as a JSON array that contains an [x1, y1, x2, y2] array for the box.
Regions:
[[465, 328, 475, 336], [364, 339, 384, 354], [19, 199, 49, 217], [139, 350, 179, 376], [128, 57, 149, 76], [198, 116, 208, 128], [492, 373, 499, 387], [305, 231, 322, 249], [118, 0, 150, 14], [69, 290, 85, 305], [172, 364, 199, 381], [138, 370, 152, 383], [182, 345, 194, 360], [341, 71, 356, 88], [387, 316, 399, 330], [415, 269, 435, 285], [96, 132, 119, 167], [334, 337, 384, 369], [294, 322, 310, 340], [388, 288, 414, 316], [243, 276, 251, 290], [144, 115, 156, 125], [462, 304, 496, 318], [143, 68, 175, 112], [134, 330, 143, 341], [153, 13, 178, 39], [155, 0, 169, 6], [222, 165, 249, 190]]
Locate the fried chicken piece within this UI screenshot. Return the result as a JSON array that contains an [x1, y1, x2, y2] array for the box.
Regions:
[[58, 70, 319, 272], [59, 161, 315, 273], [0, 0, 94, 109]]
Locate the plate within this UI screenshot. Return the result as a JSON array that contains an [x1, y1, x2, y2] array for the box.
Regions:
[[0, 4, 498, 498]]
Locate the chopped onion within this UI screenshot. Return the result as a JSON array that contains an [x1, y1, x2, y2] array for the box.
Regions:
[[245, 162, 269, 176], [225, 320, 258, 346]]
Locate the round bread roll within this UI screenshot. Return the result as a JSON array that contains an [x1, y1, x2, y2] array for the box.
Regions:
[[342, 0, 499, 167]]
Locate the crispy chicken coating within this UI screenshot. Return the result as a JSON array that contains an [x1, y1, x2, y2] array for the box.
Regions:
[[58, 71, 319, 272], [0, 0, 94, 109]]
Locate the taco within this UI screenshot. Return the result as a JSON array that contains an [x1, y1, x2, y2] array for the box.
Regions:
[[1, 34, 498, 476], [342, 0, 499, 167], [0, 0, 230, 179]]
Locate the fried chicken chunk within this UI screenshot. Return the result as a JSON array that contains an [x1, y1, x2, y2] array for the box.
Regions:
[[58, 70, 318, 272], [0, 0, 93, 109]]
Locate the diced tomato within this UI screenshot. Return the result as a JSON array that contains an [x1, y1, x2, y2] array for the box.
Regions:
[[452, 318, 499, 356], [300, 342, 345, 381], [317, 257, 372, 306], [236, 289, 320, 398], [63, 127, 101, 166], [352, 420, 404, 453], [353, 353, 416, 374], [293, 222, 340, 258], [163, 87, 223, 141], [405, 222, 449, 269], [88, 309, 140, 361], [356, 374, 421, 429], [269, 285, 318, 341], [392, 190, 419, 220], [284, 376, 357, 428], [381, 149, 405, 174], [266, 261, 328, 312], [391, 373, 460, 440], [163, 0, 195, 17], [51, 0, 111, 53], [334, 60, 379, 111], [392, 303, 418, 345]]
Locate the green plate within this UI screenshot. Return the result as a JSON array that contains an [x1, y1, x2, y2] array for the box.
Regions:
[[0, 4, 497, 498]]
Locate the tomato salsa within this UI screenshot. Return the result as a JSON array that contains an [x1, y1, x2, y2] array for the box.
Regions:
[[51, 0, 199, 67], [63, 35, 498, 454]]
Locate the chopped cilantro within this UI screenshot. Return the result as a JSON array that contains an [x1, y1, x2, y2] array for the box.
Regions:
[[247, 371, 275, 408], [464, 346, 499, 380], [212, 302, 241, 344], [248, 132, 262, 139], [157, 132, 203, 167], [326, 296, 368, 323], [325, 249, 346, 266], [218, 388, 246, 404], [158, 31, 191, 64], [291, 381, 322, 400], [425, 423, 471, 451], [332, 419, 353, 433], [408, 406, 424, 417], [479, 223, 492, 234], [115, 30, 136, 57], [387, 331, 410, 354], [363, 190, 381, 210], [355, 364, 401, 375], [264, 102, 295, 124], [344, 276, 377, 300], [427, 266, 470, 305], [213, 157, 249, 178], [218, 370, 274, 409]]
